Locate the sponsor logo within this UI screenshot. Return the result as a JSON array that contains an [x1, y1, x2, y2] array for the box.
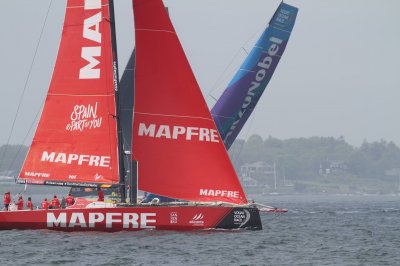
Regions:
[[47, 212, 156, 229], [189, 213, 204, 226], [113, 61, 118, 92], [276, 8, 291, 24], [138, 123, 219, 143], [94, 173, 103, 181], [17, 178, 45, 185], [66, 102, 103, 132], [44, 181, 99, 187], [233, 210, 251, 227], [192, 213, 204, 220], [24, 172, 50, 178], [224, 36, 283, 143], [79, 0, 103, 79], [170, 212, 178, 224], [41, 151, 111, 167], [199, 189, 239, 199]]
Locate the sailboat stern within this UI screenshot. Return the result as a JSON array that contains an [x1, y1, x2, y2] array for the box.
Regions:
[[215, 206, 262, 230]]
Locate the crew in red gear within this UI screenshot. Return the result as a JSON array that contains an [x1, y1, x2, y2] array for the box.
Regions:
[[51, 195, 60, 209], [26, 197, 33, 210], [97, 187, 104, 202], [3, 192, 11, 211], [41, 198, 50, 209], [65, 193, 75, 206], [17, 196, 24, 210]]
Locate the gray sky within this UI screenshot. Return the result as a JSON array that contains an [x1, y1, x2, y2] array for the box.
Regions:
[[0, 0, 399, 147]]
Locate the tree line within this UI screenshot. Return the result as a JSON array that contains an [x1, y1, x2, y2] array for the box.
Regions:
[[228, 135, 400, 181], [1, 136, 400, 182]]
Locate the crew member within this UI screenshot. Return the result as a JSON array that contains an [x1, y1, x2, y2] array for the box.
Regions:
[[51, 195, 60, 209], [26, 197, 33, 210], [3, 192, 11, 211], [41, 198, 50, 209], [65, 193, 75, 206], [97, 187, 104, 202], [17, 196, 24, 210]]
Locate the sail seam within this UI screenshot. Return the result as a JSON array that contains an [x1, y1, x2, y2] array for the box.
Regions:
[[212, 114, 235, 119], [67, 4, 109, 9], [135, 112, 213, 121], [239, 69, 255, 73], [270, 25, 291, 33], [261, 51, 282, 58], [136, 29, 176, 35], [48, 93, 114, 97]]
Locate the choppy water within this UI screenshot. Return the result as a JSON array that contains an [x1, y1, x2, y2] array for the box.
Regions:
[[0, 188, 399, 265]]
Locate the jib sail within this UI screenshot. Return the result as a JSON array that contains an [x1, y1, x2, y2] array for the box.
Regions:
[[132, 0, 247, 204]]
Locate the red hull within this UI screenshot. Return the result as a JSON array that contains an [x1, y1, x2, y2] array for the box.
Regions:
[[0, 205, 261, 231]]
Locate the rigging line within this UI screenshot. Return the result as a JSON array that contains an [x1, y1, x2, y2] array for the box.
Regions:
[[16, 182, 28, 199], [136, 28, 176, 35], [103, 6, 115, 185], [6, 99, 45, 177], [206, 48, 242, 100], [206, 15, 272, 101], [0, 0, 54, 166], [231, 107, 258, 167]]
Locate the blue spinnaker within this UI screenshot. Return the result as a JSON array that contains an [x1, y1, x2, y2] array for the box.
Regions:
[[211, 3, 298, 150]]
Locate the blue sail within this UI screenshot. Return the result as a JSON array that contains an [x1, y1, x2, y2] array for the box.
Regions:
[[211, 3, 298, 150]]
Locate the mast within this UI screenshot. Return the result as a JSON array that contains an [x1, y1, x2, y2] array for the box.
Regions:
[[109, 0, 126, 203]]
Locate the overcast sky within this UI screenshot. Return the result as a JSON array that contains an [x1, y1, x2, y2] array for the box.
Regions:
[[0, 0, 399, 147]]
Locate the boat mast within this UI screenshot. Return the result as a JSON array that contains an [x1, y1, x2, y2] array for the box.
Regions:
[[109, 0, 126, 203]]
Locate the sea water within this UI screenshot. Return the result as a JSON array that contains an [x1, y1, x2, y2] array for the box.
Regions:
[[0, 192, 399, 265]]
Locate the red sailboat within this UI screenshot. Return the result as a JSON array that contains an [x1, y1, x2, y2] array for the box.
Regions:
[[0, 0, 261, 231]]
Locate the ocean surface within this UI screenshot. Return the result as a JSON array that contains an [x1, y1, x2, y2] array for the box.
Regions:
[[0, 182, 399, 265]]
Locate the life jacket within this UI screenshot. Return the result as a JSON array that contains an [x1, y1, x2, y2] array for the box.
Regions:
[[26, 201, 33, 210], [51, 198, 60, 209], [66, 195, 75, 206], [3, 193, 11, 205], [17, 198, 24, 210], [41, 200, 50, 209]]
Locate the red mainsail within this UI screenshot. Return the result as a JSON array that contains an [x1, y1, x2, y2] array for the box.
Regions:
[[132, 0, 247, 204], [18, 0, 119, 187]]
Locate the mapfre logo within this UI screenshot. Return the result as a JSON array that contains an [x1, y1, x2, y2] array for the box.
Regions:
[[47, 212, 156, 229], [79, 0, 103, 79], [41, 151, 111, 168], [138, 123, 220, 143], [189, 213, 204, 226]]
